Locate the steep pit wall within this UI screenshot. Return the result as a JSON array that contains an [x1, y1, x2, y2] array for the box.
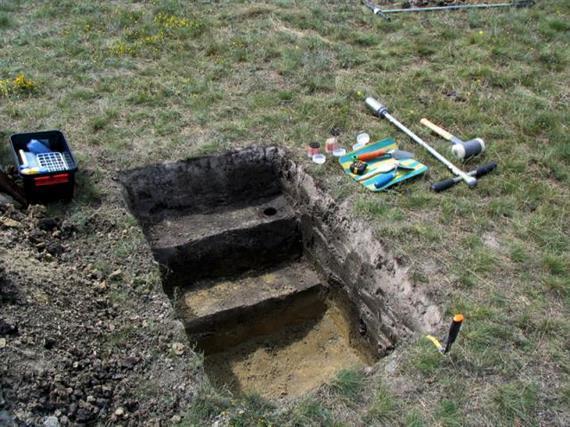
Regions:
[[273, 147, 442, 355]]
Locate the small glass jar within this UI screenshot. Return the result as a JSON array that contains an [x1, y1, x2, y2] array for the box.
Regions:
[[325, 137, 338, 154], [353, 132, 370, 151], [307, 142, 320, 158]]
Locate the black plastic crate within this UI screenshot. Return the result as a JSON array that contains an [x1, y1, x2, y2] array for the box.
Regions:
[[9, 130, 78, 202]]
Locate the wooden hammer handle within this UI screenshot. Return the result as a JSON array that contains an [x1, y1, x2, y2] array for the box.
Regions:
[[420, 118, 454, 142]]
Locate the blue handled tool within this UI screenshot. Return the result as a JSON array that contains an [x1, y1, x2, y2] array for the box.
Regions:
[[373, 171, 396, 189], [372, 161, 416, 189]]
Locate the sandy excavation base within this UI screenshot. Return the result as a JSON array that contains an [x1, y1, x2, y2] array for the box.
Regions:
[[204, 301, 369, 399]]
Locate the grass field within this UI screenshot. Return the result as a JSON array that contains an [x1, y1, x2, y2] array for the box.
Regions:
[[1, 0, 568, 425]]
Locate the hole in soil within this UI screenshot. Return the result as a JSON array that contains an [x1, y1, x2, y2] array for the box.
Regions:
[[120, 146, 438, 399], [263, 206, 277, 216]]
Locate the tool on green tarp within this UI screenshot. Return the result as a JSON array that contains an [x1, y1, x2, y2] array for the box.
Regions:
[[420, 118, 485, 161], [371, 161, 416, 189], [356, 158, 399, 181], [362, 0, 535, 21], [365, 97, 485, 190], [350, 148, 414, 176], [355, 148, 414, 162], [339, 137, 428, 192], [426, 314, 464, 355], [432, 162, 497, 192]]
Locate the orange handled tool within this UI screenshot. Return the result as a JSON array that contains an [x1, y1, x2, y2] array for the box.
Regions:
[[356, 148, 414, 162], [356, 148, 389, 161]]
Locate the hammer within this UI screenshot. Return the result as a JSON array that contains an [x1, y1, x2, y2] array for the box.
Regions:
[[420, 118, 485, 161]]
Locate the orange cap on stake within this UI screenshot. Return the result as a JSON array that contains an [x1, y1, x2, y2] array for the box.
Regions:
[[443, 313, 464, 354]]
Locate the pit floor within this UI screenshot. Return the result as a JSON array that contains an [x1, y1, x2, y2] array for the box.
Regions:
[[203, 300, 370, 399]]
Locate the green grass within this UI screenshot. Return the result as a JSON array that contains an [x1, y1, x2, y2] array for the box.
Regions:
[[492, 382, 539, 426], [364, 382, 399, 425], [286, 398, 335, 426], [329, 368, 367, 402], [1, 0, 569, 425]]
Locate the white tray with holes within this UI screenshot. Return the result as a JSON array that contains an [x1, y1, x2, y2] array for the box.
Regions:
[[36, 152, 75, 173]]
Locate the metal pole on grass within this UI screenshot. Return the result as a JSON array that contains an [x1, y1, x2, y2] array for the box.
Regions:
[[362, 0, 535, 20]]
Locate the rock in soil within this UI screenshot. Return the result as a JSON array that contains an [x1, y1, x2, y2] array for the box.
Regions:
[[43, 415, 60, 427], [0, 319, 18, 336]]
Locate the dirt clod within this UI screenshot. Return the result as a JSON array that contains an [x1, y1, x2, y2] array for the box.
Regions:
[[172, 342, 186, 356], [0, 319, 18, 336], [43, 415, 60, 427], [0, 217, 22, 229], [37, 217, 60, 231]]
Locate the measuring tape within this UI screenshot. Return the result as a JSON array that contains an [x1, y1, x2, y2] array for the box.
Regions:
[[350, 160, 367, 175]]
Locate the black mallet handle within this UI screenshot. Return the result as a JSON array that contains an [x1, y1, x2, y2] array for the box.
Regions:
[[443, 314, 464, 354], [431, 162, 497, 192]]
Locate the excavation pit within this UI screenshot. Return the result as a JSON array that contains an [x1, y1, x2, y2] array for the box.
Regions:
[[120, 146, 439, 398]]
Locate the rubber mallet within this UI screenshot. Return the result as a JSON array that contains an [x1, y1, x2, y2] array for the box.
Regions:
[[420, 118, 485, 161], [431, 162, 497, 192], [365, 97, 477, 188]]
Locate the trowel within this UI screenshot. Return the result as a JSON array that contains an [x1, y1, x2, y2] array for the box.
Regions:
[[356, 158, 416, 182]]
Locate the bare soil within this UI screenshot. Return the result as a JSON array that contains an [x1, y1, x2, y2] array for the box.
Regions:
[[0, 202, 198, 425], [204, 299, 369, 399]]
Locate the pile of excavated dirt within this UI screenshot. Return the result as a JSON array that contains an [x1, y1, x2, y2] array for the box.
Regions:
[[0, 200, 199, 425]]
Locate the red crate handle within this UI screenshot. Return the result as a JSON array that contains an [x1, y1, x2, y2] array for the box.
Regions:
[[34, 173, 70, 186]]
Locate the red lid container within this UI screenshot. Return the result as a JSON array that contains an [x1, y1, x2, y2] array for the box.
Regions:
[[9, 130, 78, 202]]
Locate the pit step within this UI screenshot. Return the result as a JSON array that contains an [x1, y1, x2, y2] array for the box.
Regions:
[[178, 259, 326, 353], [147, 194, 302, 289]]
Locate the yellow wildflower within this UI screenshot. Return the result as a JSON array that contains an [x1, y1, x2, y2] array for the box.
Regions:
[[13, 74, 36, 91]]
